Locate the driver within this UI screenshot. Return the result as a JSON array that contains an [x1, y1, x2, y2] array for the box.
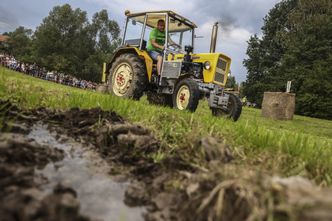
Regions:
[[147, 19, 180, 76]]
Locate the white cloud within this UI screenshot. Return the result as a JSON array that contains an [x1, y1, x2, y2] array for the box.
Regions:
[[0, 21, 14, 30], [87, 0, 196, 16], [222, 27, 252, 44]]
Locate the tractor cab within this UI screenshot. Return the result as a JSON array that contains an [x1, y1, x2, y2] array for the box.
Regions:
[[122, 10, 196, 59]]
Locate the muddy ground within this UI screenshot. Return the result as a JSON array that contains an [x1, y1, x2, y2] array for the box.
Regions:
[[1, 100, 332, 221]]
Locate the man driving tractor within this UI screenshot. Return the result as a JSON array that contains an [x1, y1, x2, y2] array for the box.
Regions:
[[147, 19, 165, 76], [147, 19, 180, 76]]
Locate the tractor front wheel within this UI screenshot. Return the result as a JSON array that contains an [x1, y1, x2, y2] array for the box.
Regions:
[[108, 53, 147, 100], [211, 93, 242, 121], [173, 78, 200, 112]]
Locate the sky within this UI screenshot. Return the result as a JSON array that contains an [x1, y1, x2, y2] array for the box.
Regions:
[[0, 0, 281, 83]]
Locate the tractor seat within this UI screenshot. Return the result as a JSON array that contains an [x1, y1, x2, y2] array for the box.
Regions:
[[124, 39, 158, 65]]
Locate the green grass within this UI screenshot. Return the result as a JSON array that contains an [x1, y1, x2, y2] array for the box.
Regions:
[[1, 66, 332, 184]]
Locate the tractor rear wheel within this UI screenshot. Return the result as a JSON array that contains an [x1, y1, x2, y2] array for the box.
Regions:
[[173, 78, 200, 112], [211, 93, 242, 121], [146, 92, 173, 108], [108, 53, 147, 100]]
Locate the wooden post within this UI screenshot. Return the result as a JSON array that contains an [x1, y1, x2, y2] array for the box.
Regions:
[[102, 62, 107, 83], [262, 92, 295, 120]]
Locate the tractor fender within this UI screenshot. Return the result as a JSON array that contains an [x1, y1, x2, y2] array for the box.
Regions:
[[106, 47, 153, 82]]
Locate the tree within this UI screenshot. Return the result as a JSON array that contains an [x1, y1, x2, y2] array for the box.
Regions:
[[81, 9, 121, 81], [32, 4, 120, 82], [33, 4, 92, 75], [6, 27, 33, 62], [280, 0, 332, 119], [226, 75, 238, 90], [242, 35, 268, 105], [243, 0, 297, 105], [242, 0, 332, 119]]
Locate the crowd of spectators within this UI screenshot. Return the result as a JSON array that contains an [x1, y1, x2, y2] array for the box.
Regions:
[[0, 54, 97, 90]]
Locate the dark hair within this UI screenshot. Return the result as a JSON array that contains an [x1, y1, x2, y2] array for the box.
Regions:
[[157, 19, 165, 25]]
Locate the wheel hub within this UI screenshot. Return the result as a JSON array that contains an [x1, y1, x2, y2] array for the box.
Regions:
[[112, 63, 133, 96], [176, 85, 190, 110], [116, 74, 125, 86]]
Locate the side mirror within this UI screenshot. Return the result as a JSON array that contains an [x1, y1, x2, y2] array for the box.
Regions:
[[194, 35, 204, 39]]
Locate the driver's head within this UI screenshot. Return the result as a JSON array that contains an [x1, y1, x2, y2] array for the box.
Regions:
[[157, 19, 165, 32]]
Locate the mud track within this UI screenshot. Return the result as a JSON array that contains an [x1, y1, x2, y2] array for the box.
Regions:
[[1, 100, 332, 221]]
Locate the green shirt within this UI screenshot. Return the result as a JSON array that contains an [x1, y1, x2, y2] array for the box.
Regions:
[[147, 28, 165, 52]]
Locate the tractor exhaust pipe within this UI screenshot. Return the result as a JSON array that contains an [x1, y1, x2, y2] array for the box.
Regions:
[[210, 22, 219, 53]]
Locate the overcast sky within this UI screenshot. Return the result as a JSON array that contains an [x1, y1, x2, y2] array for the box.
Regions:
[[0, 0, 280, 82]]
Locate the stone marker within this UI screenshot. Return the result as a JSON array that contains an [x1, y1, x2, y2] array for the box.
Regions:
[[262, 92, 295, 120]]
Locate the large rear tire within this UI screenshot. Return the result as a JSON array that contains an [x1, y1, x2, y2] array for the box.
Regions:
[[108, 53, 147, 100], [211, 93, 242, 121], [146, 92, 173, 108], [173, 78, 200, 112]]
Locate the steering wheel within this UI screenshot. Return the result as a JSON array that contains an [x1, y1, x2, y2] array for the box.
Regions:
[[166, 44, 184, 54], [170, 43, 181, 50]]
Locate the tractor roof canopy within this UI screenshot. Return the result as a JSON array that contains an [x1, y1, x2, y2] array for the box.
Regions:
[[125, 10, 197, 32]]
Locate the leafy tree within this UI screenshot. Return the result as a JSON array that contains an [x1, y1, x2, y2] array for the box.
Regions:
[[0, 33, 9, 54], [242, 35, 268, 105], [33, 4, 91, 75], [280, 0, 332, 119], [226, 75, 238, 89], [6, 27, 33, 62], [90, 9, 120, 54], [82, 9, 121, 81], [243, 0, 332, 119], [32, 4, 120, 82], [243, 0, 297, 105]]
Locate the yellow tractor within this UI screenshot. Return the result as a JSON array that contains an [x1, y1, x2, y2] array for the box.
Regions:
[[102, 10, 242, 121]]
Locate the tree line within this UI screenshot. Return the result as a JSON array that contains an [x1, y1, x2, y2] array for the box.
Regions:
[[0, 4, 120, 83], [242, 0, 332, 119]]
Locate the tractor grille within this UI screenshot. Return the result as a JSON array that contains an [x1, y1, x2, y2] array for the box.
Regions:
[[214, 58, 227, 83]]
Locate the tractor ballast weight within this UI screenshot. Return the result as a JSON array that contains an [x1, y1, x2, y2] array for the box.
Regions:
[[103, 10, 242, 121]]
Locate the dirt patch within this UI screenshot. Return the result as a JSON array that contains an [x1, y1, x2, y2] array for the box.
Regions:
[[0, 132, 90, 221], [2, 99, 332, 221]]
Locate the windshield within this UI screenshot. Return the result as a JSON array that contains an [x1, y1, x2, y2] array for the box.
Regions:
[[123, 13, 194, 49], [169, 29, 193, 48], [123, 17, 144, 43]]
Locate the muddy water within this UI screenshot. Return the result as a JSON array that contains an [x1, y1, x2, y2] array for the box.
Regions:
[[28, 124, 145, 221]]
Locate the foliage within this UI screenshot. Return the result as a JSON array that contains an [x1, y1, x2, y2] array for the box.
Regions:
[[0, 33, 10, 54], [225, 75, 238, 89], [6, 27, 33, 63], [243, 0, 332, 119], [4, 4, 120, 83]]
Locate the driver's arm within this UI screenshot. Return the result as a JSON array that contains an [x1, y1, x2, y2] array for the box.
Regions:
[[151, 38, 164, 50]]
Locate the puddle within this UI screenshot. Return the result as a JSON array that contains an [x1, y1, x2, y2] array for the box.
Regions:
[[29, 124, 145, 221]]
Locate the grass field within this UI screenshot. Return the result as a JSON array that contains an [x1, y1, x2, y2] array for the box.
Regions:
[[1, 66, 332, 184]]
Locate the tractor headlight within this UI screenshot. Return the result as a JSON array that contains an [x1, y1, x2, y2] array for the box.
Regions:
[[204, 61, 211, 70]]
